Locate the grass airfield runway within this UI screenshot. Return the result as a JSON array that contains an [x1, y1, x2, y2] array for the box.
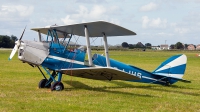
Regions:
[[0, 50, 200, 111]]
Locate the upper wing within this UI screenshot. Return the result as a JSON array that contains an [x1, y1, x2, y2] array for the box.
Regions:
[[57, 67, 140, 80], [31, 21, 136, 38]]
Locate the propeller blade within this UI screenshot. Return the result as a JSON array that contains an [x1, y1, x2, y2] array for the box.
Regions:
[[8, 44, 18, 60], [9, 26, 26, 60], [19, 26, 26, 40]]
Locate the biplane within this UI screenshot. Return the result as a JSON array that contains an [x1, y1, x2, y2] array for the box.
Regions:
[[9, 21, 190, 91]]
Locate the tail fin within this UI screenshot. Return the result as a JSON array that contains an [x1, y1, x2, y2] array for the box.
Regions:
[[152, 54, 190, 84]]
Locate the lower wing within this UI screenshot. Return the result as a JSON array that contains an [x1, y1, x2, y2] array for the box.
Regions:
[[57, 67, 140, 81]]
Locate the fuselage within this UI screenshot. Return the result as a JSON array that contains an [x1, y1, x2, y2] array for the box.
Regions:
[[18, 40, 175, 85]]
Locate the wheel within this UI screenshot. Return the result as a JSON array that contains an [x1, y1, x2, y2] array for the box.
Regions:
[[165, 82, 171, 86], [51, 81, 64, 91], [38, 79, 51, 88]]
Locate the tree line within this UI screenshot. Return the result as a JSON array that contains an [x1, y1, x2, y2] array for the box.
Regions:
[[121, 41, 193, 50], [121, 42, 151, 49], [0, 35, 18, 48], [0, 35, 192, 50]]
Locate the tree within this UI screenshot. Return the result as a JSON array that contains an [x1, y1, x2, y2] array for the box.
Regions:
[[175, 42, 184, 49], [145, 43, 151, 47], [135, 42, 144, 48], [128, 44, 135, 49], [121, 42, 129, 48], [170, 44, 175, 49], [0, 35, 17, 48], [11, 35, 18, 41], [184, 44, 188, 50]]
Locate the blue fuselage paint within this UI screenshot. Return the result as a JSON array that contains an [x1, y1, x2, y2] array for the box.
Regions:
[[41, 43, 174, 85], [93, 54, 172, 85], [41, 43, 87, 70]]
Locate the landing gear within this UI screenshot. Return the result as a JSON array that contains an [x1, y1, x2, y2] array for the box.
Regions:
[[51, 81, 64, 91], [37, 66, 64, 91], [164, 78, 171, 86], [165, 81, 171, 86]]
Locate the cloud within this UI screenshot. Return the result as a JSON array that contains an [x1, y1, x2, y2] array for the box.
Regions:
[[89, 5, 107, 19], [170, 22, 191, 34], [0, 5, 34, 24], [142, 16, 167, 29], [140, 2, 158, 12], [174, 28, 190, 34], [170, 11, 200, 35], [170, 0, 200, 3], [16, 5, 34, 17], [0, 5, 34, 30], [61, 15, 77, 25], [61, 5, 121, 25], [75, 0, 107, 4], [0, 5, 34, 18], [142, 16, 150, 28]]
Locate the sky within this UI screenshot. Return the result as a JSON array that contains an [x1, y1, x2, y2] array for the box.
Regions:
[[0, 0, 200, 46]]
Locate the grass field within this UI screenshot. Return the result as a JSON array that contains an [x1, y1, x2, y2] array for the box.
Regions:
[[0, 50, 200, 112]]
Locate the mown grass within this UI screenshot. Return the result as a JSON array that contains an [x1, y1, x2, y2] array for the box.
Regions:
[[0, 50, 200, 112]]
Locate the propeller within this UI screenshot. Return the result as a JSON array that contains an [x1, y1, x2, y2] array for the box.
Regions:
[[9, 26, 26, 60]]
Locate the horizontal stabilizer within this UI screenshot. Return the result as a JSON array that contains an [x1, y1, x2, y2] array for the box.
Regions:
[[153, 73, 191, 83], [175, 78, 191, 83], [170, 77, 191, 83], [57, 67, 140, 80]]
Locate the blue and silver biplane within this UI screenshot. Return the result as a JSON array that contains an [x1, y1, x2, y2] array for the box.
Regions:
[[9, 21, 190, 91]]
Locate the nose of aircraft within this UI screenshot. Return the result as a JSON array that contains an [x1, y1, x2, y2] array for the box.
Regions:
[[9, 26, 26, 60]]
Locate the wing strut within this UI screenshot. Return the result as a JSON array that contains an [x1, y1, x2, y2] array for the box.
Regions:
[[103, 33, 110, 67], [38, 30, 42, 42], [84, 26, 93, 66]]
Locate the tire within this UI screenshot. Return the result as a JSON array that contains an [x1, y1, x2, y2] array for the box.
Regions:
[[51, 81, 64, 91], [38, 79, 51, 88]]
